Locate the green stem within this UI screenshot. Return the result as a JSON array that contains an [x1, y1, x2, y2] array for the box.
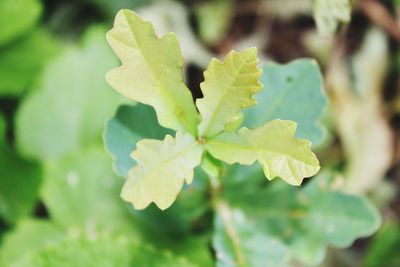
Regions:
[[209, 171, 246, 267]]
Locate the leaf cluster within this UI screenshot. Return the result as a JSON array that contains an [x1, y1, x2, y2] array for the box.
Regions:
[[102, 10, 381, 266], [106, 9, 320, 210]]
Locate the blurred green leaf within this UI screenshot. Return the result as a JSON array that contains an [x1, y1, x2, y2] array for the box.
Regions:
[[364, 221, 400, 267], [243, 59, 328, 147], [217, 173, 381, 266], [0, 144, 42, 224], [105, 104, 173, 178], [213, 203, 291, 267], [0, 0, 42, 46], [312, 0, 351, 36], [168, 167, 211, 224], [221, 163, 264, 191], [171, 236, 214, 267], [86, 0, 154, 17], [0, 220, 198, 267], [137, 0, 213, 67], [0, 219, 64, 267], [194, 0, 233, 45], [261, 0, 311, 18], [16, 26, 123, 160], [41, 147, 130, 233], [0, 114, 5, 141], [299, 177, 380, 249], [0, 29, 59, 96], [22, 237, 198, 267]]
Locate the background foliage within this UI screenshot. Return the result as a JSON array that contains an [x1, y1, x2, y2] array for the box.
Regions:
[[1, 0, 400, 266]]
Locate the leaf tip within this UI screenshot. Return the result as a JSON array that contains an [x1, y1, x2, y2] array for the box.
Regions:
[[242, 46, 258, 55], [155, 202, 173, 211]]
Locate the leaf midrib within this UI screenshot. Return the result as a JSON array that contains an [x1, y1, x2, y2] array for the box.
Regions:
[[138, 139, 201, 182], [200, 52, 257, 137], [208, 137, 317, 167], [116, 13, 196, 134]]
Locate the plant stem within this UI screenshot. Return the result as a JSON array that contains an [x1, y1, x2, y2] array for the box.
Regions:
[[209, 171, 246, 267]]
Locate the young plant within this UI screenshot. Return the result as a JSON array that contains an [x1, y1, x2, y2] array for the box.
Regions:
[[105, 9, 320, 210], [103, 10, 380, 266]]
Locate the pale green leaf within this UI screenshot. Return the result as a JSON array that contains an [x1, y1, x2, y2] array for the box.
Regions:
[[224, 113, 244, 133], [104, 104, 173, 177], [194, 0, 233, 45], [133, 167, 211, 234], [121, 132, 203, 210], [0, 144, 41, 224], [106, 10, 199, 135], [196, 48, 262, 137], [0, 29, 59, 96], [0, 0, 42, 46], [243, 59, 327, 146], [138, 0, 214, 68], [313, 0, 351, 35], [16, 26, 123, 160], [213, 202, 290, 267], [206, 120, 320, 185], [220, 173, 381, 266], [104, 105, 210, 227], [41, 147, 130, 233]]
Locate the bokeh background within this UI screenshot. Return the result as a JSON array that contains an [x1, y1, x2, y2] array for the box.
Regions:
[[1, 0, 400, 266]]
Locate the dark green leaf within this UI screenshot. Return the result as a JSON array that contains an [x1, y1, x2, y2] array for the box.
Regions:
[[364, 221, 400, 267], [0, 29, 59, 96], [0, 0, 42, 46], [0, 114, 5, 141], [130, 167, 211, 236], [0, 144, 42, 224], [169, 236, 214, 267]]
